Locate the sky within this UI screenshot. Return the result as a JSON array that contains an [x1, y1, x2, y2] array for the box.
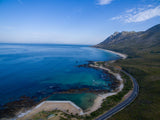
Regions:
[[0, 0, 160, 45]]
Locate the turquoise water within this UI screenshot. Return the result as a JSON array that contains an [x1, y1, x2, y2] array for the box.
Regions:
[[48, 93, 97, 110], [0, 43, 120, 109]]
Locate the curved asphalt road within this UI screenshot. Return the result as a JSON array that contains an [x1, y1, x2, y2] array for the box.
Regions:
[[95, 70, 139, 120]]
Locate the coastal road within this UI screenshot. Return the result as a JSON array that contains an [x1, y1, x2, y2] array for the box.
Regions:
[[95, 70, 139, 120]]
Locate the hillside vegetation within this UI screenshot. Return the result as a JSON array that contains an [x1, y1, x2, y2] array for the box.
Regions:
[[95, 24, 160, 120], [94, 24, 160, 58]]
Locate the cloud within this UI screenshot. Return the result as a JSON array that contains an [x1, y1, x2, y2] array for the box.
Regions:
[[97, 0, 113, 5], [111, 15, 122, 20], [111, 5, 160, 23], [126, 6, 160, 22]]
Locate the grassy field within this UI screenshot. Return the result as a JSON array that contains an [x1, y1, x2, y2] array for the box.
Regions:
[[108, 52, 160, 120], [23, 110, 82, 120]]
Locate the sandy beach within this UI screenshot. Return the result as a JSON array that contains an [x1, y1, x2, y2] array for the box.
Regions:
[[98, 48, 128, 59]]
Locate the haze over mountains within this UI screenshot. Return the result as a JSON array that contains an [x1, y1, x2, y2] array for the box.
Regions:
[[94, 24, 160, 57]]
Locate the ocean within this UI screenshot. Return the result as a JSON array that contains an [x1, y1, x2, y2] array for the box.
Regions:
[[0, 43, 121, 110]]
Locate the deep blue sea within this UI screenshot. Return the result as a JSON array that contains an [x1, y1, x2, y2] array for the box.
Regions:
[[0, 43, 120, 109]]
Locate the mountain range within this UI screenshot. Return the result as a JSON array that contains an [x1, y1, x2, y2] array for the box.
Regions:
[[94, 24, 160, 57]]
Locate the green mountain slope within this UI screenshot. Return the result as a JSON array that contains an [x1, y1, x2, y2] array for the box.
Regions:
[[94, 24, 160, 57]]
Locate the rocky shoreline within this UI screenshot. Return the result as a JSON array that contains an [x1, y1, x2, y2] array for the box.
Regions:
[[84, 61, 124, 114]]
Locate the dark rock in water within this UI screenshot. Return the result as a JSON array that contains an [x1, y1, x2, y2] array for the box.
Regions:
[[77, 62, 120, 92], [77, 64, 89, 68], [0, 95, 38, 119], [87, 61, 95, 64]]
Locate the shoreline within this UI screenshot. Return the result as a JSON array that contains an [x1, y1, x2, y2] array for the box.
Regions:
[[16, 48, 127, 119], [83, 64, 124, 114], [98, 48, 127, 59]]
